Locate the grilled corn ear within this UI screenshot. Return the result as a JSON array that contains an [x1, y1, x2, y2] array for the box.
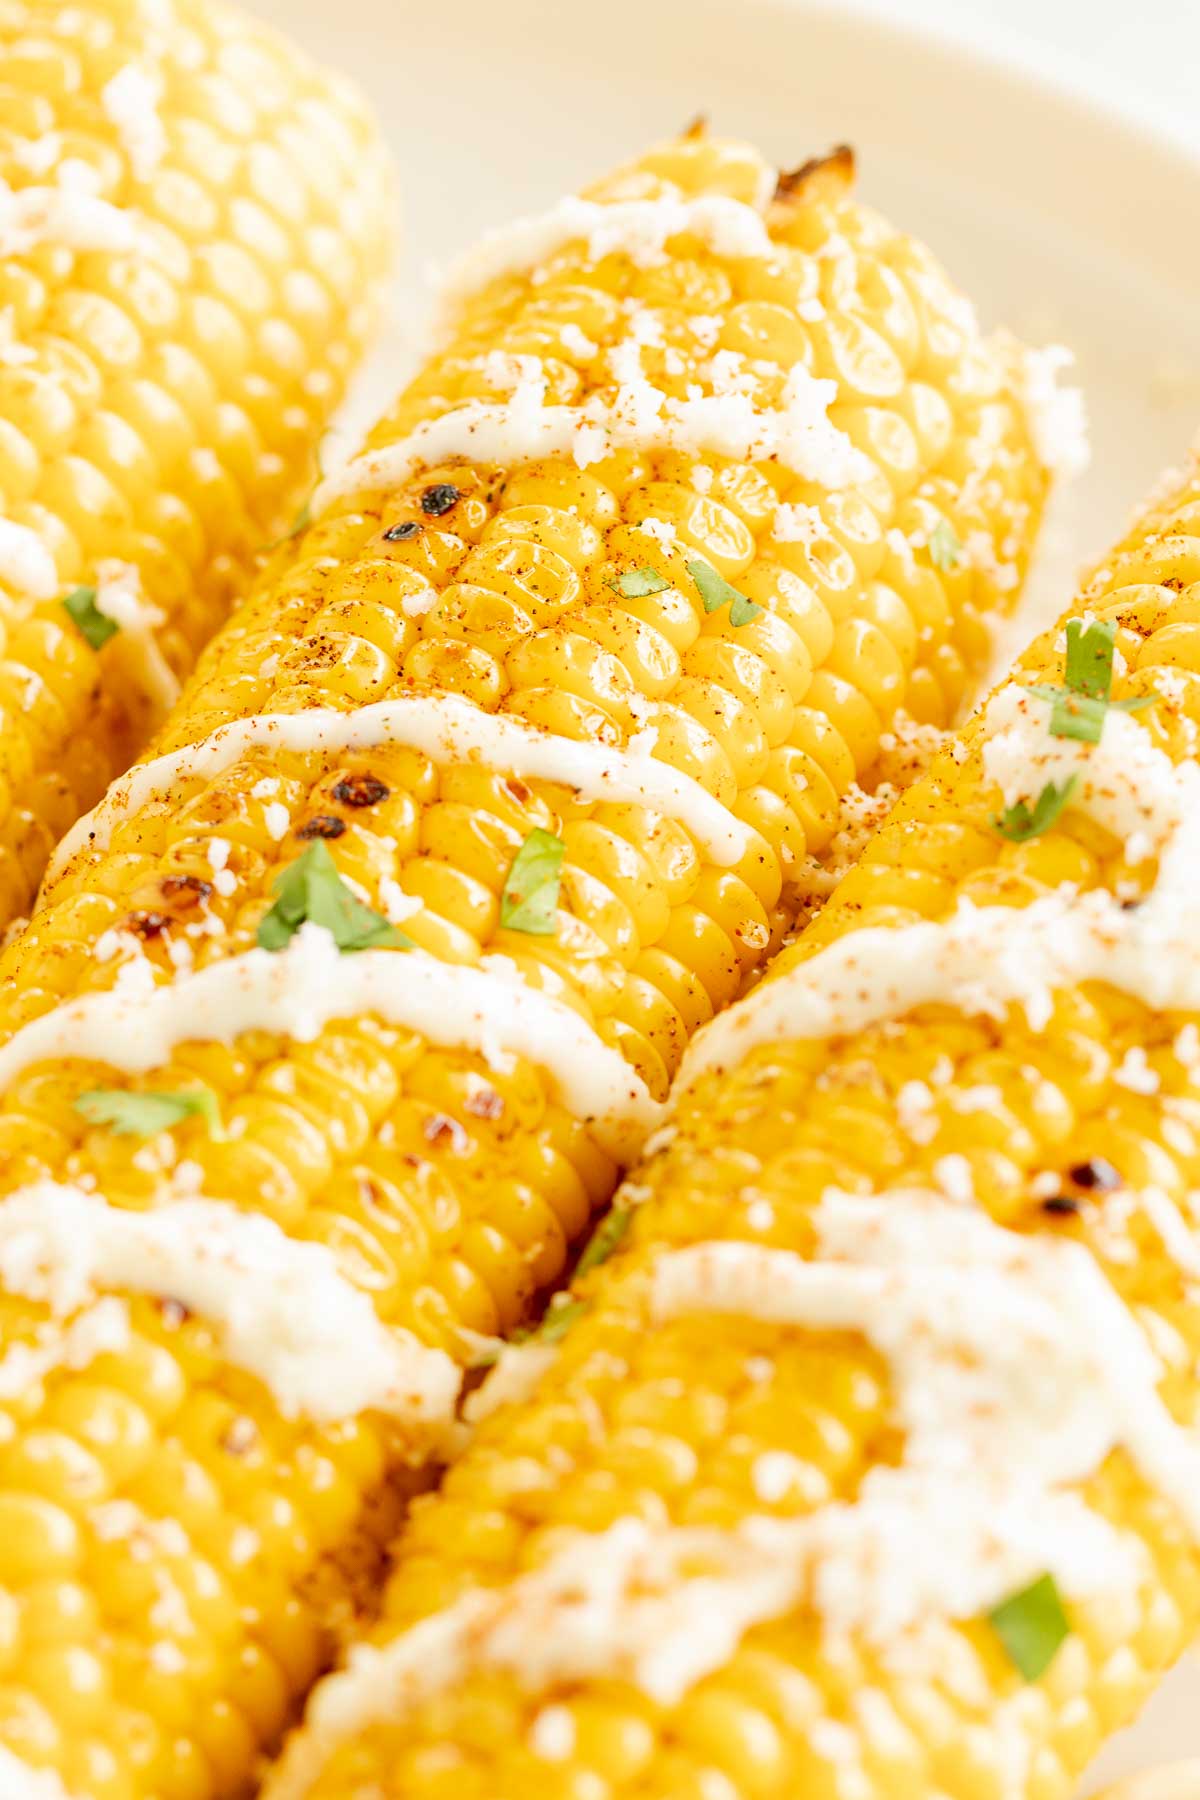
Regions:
[[0, 0, 394, 923], [268, 455, 1200, 1800], [0, 129, 1056, 1796]]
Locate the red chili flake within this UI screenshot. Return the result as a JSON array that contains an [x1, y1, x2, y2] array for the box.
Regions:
[[332, 773, 390, 808], [504, 777, 532, 805], [298, 815, 347, 840]]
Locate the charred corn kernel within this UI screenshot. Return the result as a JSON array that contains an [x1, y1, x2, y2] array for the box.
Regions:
[[0, 131, 1054, 1796], [0, 0, 394, 926], [271, 459, 1200, 1800]]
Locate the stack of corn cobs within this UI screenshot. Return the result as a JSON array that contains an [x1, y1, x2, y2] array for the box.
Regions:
[[0, 4, 1194, 1798]]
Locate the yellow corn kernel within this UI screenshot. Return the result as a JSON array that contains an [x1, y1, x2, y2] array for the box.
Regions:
[[274, 461, 1200, 1800], [0, 128, 1052, 1795], [0, 0, 394, 927]]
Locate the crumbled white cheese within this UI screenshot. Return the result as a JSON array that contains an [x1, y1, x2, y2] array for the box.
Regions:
[[101, 63, 167, 181], [440, 193, 776, 309], [1114, 1046, 1160, 1096], [91, 559, 180, 717], [0, 177, 139, 259], [528, 1705, 576, 1762], [932, 1154, 975, 1204], [772, 501, 825, 544], [751, 1450, 809, 1504], [315, 361, 870, 515], [895, 1080, 938, 1145], [0, 1182, 459, 1429], [634, 515, 677, 549], [379, 878, 423, 926], [557, 322, 598, 362]]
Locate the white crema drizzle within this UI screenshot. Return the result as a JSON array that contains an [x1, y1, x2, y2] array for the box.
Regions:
[[313, 363, 869, 514], [0, 1747, 74, 1800], [0, 924, 663, 1159], [46, 691, 751, 883], [0, 1182, 459, 1428], [676, 691, 1200, 1095], [438, 192, 776, 311], [267, 1187, 1195, 1799]]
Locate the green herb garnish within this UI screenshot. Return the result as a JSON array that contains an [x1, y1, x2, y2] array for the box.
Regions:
[[928, 519, 963, 572], [499, 828, 565, 936], [75, 1087, 225, 1140], [62, 586, 117, 651], [687, 559, 762, 627], [1064, 616, 1116, 697], [987, 1574, 1070, 1681], [1025, 618, 1155, 746], [575, 1206, 632, 1278], [520, 1295, 588, 1348], [992, 776, 1078, 844], [609, 567, 670, 598], [257, 840, 406, 953]]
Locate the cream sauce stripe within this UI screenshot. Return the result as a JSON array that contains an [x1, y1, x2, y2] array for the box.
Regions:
[[437, 192, 776, 309], [266, 1190, 1197, 1798], [0, 924, 663, 1160], [0, 1181, 459, 1428], [46, 692, 751, 885], [677, 716, 1200, 1097], [313, 362, 868, 514], [0, 1747, 74, 1800]]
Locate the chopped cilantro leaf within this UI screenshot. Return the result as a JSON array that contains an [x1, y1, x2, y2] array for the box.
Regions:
[[75, 1086, 224, 1140], [687, 559, 763, 627], [1063, 617, 1115, 699], [62, 586, 117, 651], [992, 776, 1078, 843], [575, 1207, 632, 1278], [524, 1295, 588, 1347], [499, 828, 565, 936], [928, 519, 963, 572], [988, 1574, 1069, 1681], [609, 567, 670, 598], [257, 840, 406, 953]]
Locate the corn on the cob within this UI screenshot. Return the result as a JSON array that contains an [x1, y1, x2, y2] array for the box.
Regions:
[[0, 0, 394, 925], [268, 454, 1200, 1800], [0, 131, 1056, 1797]]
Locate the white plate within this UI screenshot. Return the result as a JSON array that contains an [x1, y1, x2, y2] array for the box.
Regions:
[[243, 0, 1200, 1789]]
